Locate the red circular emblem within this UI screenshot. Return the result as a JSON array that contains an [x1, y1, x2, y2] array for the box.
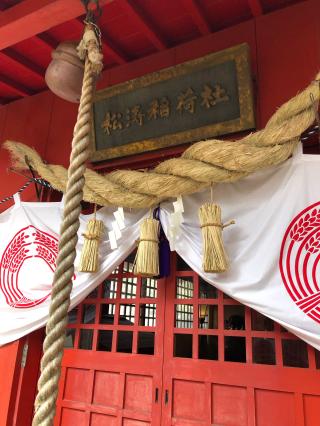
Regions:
[[0, 226, 58, 308], [280, 201, 320, 324]]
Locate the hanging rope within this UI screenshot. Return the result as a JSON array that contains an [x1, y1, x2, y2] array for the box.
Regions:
[[31, 23, 103, 426], [4, 74, 320, 209]]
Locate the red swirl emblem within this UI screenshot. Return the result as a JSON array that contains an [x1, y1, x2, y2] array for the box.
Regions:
[[0, 226, 59, 308], [280, 202, 320, 324]]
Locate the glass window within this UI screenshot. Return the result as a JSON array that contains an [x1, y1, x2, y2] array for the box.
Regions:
[[141, 277, 157, 298], [198, 335, 218, 360], [176, 254, 192, 271], [102, 278, 118, 299], [199, 305, 218, 329], [97, 330, 113, 352], [81, 304, 96, 324], [68, 308, 78, 324], [86, 288, 98, 299], [123, 252, 136, 273], [79, 329, 93, 350], [119, 304, 135, 325], [251, 310, 274, 331], [138, 332, 155, 355], [224, 305, 245, 330], [140, 304, 156, 327], [64, 329, 76, 348], [176, 277, 194, 299], [199, 277, 217, 299], [99, 304, 115, 324], [174, 334, 192, 358], [117, 331, 133, 353], [282, 339, 309, 368], [121, 276, 137, 299], [224, 337, 246, 362], [175, 304, 193, 328], [252, 338, 276, 365]]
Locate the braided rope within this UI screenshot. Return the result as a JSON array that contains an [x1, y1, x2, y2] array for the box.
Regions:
[[4, 78, 320, 210], [31, 24, 102, 426]]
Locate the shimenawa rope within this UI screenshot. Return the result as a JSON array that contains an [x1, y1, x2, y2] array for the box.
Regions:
[[4, 75, 320, 209]]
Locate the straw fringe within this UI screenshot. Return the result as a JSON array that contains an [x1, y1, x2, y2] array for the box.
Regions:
[[134, 218, 160, 277], [79, 216, 104, 272], [199, 203, 233, 273]]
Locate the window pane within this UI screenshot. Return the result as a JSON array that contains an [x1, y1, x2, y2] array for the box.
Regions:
[[119, 304, 135, 325], [81, 304, 95, 324], [64, 329, 76, 348], [68, 308, 78, 324], [199, 335, 218, 360], [251, 311, 274, 331], [100, 304, 115, 324], [252, 338, 276, 365], [121, 277, 137, 298], [141, 277, 157, 298], [86, 288, 98, 299], [176, 277, 194, 299], [176, 254, 192, 271], [123, 252, 136, 273], [174, 334, 192, 358], [282, 339, 309, 368], [140, 304, 156, 327], [224, 305, 245, 330], [199, 278, 217, 299], [102, 278, 118, 299], [138, 332, 155, 355], [175, 304, 193, 328], [199, 305, 218, 329], [79, 329, 93, 350], [224, 337, 246, 362], [97, 330, 113, 352], [117, 331, 133, 353]]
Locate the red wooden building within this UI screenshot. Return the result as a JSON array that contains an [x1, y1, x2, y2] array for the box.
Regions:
[[0, 0, 320, 425]]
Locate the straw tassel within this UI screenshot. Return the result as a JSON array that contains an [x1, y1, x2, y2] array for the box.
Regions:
[[134, 217, 160, 277], [79, 205, 104, 272], [199, 203, 235, 273]]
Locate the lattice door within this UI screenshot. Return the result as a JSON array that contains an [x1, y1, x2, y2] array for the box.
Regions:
[[55, 252, 165, 426], [161, 254, 320, 426]]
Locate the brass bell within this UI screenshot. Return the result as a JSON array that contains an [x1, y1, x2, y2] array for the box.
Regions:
[[45, 41, 84, 103]]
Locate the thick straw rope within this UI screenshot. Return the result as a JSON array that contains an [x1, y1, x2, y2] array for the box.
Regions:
[[31, 25, 103, 426], [4, 79, 320, 209]]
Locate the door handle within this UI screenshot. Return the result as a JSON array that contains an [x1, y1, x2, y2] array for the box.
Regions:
[[155, 387, 159, 403], [165, 389, 169, 405]]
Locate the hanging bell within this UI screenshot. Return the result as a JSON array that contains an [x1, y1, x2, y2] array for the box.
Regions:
[[45, 41, 84, 103]]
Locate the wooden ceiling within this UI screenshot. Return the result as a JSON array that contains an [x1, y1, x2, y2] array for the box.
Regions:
[[0, 0, 306, 104]]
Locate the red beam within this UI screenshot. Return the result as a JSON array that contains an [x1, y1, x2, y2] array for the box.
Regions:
[[0, 49, 45, 80], [247, 0, 263, 17], [36, 33, 58, 49], [0, 73, 33, 97], [0, 0, 113, 50], [118, 0, 166, 50], [100, 30, 128, 65], [181, 0, 211, 35]]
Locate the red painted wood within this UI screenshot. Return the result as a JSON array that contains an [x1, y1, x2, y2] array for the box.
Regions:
[[13, 329, 45, 426], [0, 340, 23, 426], [0, 0, 112, 50]]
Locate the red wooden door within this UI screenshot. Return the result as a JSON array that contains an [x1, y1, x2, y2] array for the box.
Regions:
[[55, 252, 165, 426], [55, 251, 320, 426], [161, 254, 320, 426]]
